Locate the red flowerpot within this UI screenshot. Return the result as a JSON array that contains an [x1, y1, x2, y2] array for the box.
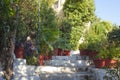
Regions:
[[94, 59, 118, 68], [105, 59, 117, 68], [14, 47, 24, 58], [44, 55, 52, 60], [80, 49, 89, 56], [88, 50, 98, 58], [54, 48, 59, 55], [58, 49, 63, 56], [48, 55, 52, 60], [39, 55, 44, 65], [63, 50, 70, 56], [93, 59, 106, 68]]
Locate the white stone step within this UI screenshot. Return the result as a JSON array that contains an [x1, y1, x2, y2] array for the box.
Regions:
[[13, 75, 40, 80], [35, 66, 76, 74], [14, 58, 26, 66], [45, 60, 93, 67], [39, 72, 94, 80], [52, 56, 90, 60], [52, 56, 70, 60], [13, 65, 27, 75]]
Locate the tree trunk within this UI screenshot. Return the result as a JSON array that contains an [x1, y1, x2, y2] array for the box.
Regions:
[[3, 30, 16, 80]]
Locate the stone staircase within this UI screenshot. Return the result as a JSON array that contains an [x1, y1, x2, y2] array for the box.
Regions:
[[13, 50, 96, 80], [40, 53, 95, 80], [12, 50, 108, 80]]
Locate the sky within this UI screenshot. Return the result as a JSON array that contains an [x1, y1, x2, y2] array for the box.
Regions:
[[95, 0, 120, 25]]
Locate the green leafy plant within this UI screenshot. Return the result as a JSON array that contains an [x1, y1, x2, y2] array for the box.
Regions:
[[108, 28, 120, 46], [96, 42, 120, 59]]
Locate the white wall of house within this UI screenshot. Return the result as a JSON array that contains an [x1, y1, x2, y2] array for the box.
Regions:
[[52, 0, 65, 16]]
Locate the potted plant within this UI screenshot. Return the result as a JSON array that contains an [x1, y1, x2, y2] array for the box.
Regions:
[[57, 38, 71, 56], [80, 21, 113, 59], [79, 34, 100, 58], [94, 43, 119, 68], [56, 19, 71, 56], [79, 40, 89, 56], [14, 42, 24, 58]]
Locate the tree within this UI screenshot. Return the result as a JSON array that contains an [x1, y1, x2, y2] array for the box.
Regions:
[[0, 0, 59, 79], [0, 0, 39, 79], [61, 0, 96, 50], [108, 28, 120, 46], [39, 0, 59, 54], [0, 0, 19, 79]]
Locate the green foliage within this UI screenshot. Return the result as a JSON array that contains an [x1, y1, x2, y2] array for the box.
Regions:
[[79, 21, 113, 52], [0, 0, 21, 79], [90, 21, 112, 36], [97, 43, 120, 59], [62, 0, 96, 50], [107, 28, 120, 46], [57, 19, 71, 50], [64, 0, 95, 22], [39, 0, 59, 54], [16, 0, 38, 41]]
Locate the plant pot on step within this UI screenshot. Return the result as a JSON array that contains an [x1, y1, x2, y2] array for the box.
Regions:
[[93, 59, 106, 68], [39, 55, 44, 65], [63, 50, 70, 56], [14, 47, 24, 58], [80, 49, 89, 56], [93, 59, 118, 68]]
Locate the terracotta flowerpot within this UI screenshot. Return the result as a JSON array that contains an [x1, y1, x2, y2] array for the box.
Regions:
[[105, 59, 117, 68], [88, 50, 98, 58], [44, 55, 52, 60], [58, 49, 70, 56], [63, 50, 70, 56], [54, 48, 59, 55], [14, 47, 24, 58], [80, 49, 88, 56], [93, 59, 106, 68], [58, 49, 63, 56], [39, 55, 44, 65], [94, 59, 118, 68]]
